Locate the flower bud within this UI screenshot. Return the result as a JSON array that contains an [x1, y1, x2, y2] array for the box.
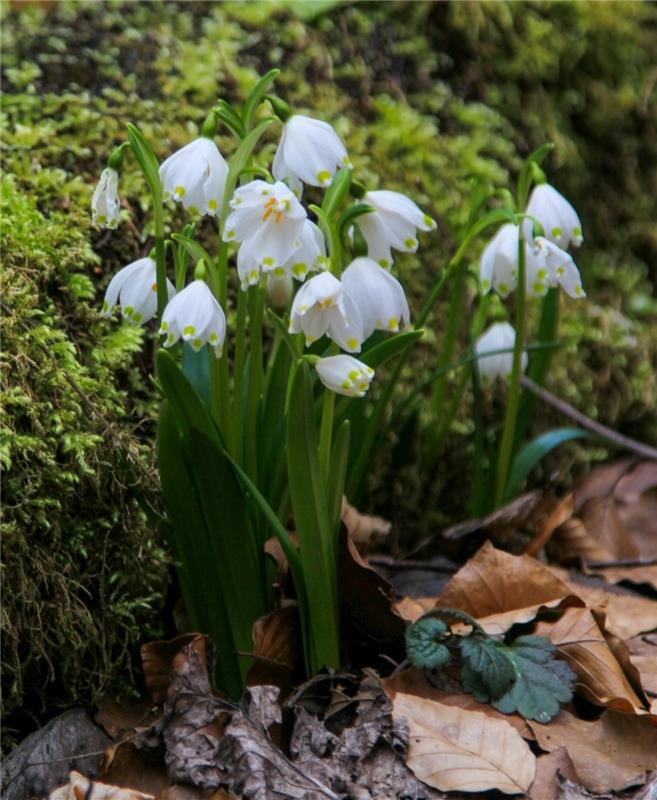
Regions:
[[315, 355, 374, 398], [266, 273, 293, 309]]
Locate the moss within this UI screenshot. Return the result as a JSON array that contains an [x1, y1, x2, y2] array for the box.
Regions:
[[1, 0, 656, 740]]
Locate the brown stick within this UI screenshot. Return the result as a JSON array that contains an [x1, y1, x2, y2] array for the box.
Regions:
[[520, 375, 657, 461]]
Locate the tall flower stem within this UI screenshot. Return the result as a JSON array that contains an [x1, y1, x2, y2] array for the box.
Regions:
[[231, 287, 248, 464], [153, 201, 168, 319], [245, 284, 265, 483], [494, 231, 527, 506], [318, 361, 336, 485]]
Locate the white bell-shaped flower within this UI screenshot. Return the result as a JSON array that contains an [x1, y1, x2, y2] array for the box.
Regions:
[[480, 223, 571, 299], [159, 137, 229, 217], [101, 257, 175, 325], [224, 180, 306, 273], [315, 355, 374, 398], [355, 190, 436, 269], [533, 237, 586, 299], [159, 279, 226, 357], [91, 167, 121, 229], [526, 183, 583, 250], [238, 219, 326, 290], [341, 257, 410, 339], [475, 322, 527, 383], [273, 114, 351, 192], [289, 271, 363, 352]]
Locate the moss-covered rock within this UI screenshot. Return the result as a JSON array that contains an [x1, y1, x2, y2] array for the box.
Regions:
[[1, 0, 655, 743]]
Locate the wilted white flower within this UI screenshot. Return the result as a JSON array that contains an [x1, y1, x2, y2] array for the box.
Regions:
[[355, 190, 436, 269], [159, 279, 226, 357], [224, 181, 306, 275], [475, 322, 527, 382], [480, 223, 585, 299], [526, 183, 583, 250], [289, 271, 363, 352], [341, 257, 410, 339], [159, 137, 229, 217], [315, 355, 374, 398], [102, 257, 174, 325], [91, 167, 121, 229], [273, 114, 351, 193]]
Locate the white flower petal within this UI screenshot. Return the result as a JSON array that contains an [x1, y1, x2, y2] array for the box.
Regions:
[[476, 322, 527, 382], [315, 355, 374, 398], [527, 183, 583, 250], [159, 138, 228, 216], [91, 167, 121, 229], [277, 115, 350, 188], [341, 257, 410, 339], [160, 280, 226, 355]]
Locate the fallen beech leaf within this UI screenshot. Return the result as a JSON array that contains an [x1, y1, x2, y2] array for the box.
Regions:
[[247, 606, 302, 694], [395, 596, 438, 622], [338, 528, 406, 667], [99, 743, 169, 795], [96, 697, 159, 741], [141, 634, 203, 705], [588, 564, 657, 592], [435, 541, 582, 634], [383, 667, 534, 740], [49, 771, 155, 800], [558, 580, 657, 640], [528, 748, 580, 800], [392, 692, 536, 794], [342, 498, 391, 547], [529, 710, 657, 793], [442, 490, 556, 557], [615, 462, 657, 556], [627, 634, 657, 697], [526, 493, 575, 557], [536, 607, 647, 713]]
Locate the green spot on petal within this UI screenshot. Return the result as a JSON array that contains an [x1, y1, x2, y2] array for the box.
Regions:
[[552, 226, 562, 238], [317, 170, 331, 185], [183, 325, 196, 336]]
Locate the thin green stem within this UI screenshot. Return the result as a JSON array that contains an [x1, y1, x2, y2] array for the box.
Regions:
[[430, 264, 465, 417], [231, 287, 248, 464], [245, 284, 265, 482], [153, 201, 167, 319], [494, 232, 527, 506]]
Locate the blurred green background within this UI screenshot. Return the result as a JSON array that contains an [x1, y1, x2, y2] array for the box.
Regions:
[[2, 0, 656, 748]]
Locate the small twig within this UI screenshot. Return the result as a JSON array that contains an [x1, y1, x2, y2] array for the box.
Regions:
[[587, 558, 657, 569], [520, 375, 657, 461], [367, 555, 455, 573]]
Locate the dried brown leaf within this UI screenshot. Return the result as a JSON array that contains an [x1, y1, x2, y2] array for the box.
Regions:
[[528, 748, 580, 800], [442, 490, 556, 557], [247, 606, 302, 694], [99, 743, 170, 796], [49, 771, 155, 800], [587, 564, 657, 592], [435, 541, 583, 634], [342, 498, 391, 547], [140, 634, 204, 705], [535, 607, 648, 713], [529, 710, 657, 793], [383, 667, 534, 741], [627, 634, 657, 697], [392, 692, 536, 795]]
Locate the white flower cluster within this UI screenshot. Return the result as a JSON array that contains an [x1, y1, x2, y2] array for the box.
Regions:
[[480, 184, 585, 300], [98, 112, 436, 399]]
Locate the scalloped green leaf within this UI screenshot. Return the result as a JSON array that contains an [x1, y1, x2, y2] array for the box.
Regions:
[[405, 617, 451, 669]]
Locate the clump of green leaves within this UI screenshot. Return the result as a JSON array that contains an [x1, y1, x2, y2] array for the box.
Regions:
[[405, 610, 575, 723]]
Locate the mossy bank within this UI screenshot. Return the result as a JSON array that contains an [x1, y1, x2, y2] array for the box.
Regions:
[[2, 0, 656, 748]]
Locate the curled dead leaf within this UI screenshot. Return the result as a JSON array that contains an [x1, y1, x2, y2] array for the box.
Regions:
[[529, 710, 657, 793], [392, 691, 536, 795], [341, 498, 391, 547], [535, 607, 648, 714]]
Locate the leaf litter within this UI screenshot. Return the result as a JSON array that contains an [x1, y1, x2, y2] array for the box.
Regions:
[[44, 462, 657, 799]]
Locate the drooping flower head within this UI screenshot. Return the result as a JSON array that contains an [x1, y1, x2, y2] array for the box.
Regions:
[[480, 223, 585, 300], [92, 167, 121, 229], [526, 183, 583, 250], [315, 355, 374, 398], [273, 114, 351, 194], [102, 257, 175, 325], [289, 272, 363, 352], [224, 181, 306, 282], [236, 218, 326, 290], [341, 257, 410, 339], [159, 279, 226, 357], [159, 137, 229, 217], [475, 322, 527, 383], [355, 190, 436, 269]]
